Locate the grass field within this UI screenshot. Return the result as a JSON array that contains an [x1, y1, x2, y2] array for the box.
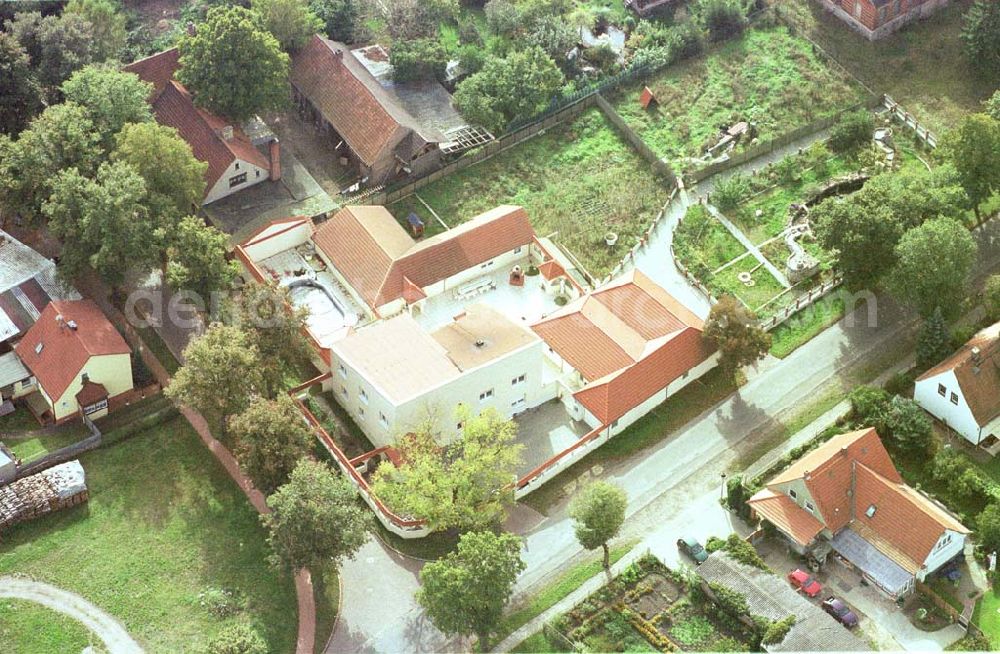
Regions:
[[0, 415, 303, 653], [973, 588, 1000, 649], [0, 599, 98, 653], [672, 204, 748, 273], [769, 294, 846, 358], [711, 255, 789, 312], [610, 24, 868, 164], [774, 0, 992, 136], [388, 108, 671, 279]]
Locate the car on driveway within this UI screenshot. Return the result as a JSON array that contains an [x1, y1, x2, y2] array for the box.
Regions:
[[676, 536, 708, 564], [787, 569, 822, 597], [821, 596, 859, 627]]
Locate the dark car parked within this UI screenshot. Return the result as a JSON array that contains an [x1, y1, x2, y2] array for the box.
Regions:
[[821, 596, 859, 628], [676, 536, 709, 564]]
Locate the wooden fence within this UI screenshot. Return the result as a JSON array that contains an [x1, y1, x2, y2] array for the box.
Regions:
[[594, 94, 676, 184], [883, 94, 938, 149], [14, 416, 101, 480]]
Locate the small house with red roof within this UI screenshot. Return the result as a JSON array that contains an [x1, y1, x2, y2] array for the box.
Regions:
[[124, 49, 281, 205], [14, 300, 133, 424], [748, 428, 968, 598], [813, 0, 950, 40]]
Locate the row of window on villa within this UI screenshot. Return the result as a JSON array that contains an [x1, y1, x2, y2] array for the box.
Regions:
[[937, 383, 960, 406]]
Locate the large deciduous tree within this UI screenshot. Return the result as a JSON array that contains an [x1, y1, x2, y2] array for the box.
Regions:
[[112, 121, 207, 218], [63, 0, 127, 62], [177, 6, 290, 122], [0, 33, 41, 136], [165, 216, 241, 300], [371, 407, 522, 532], [569, 481, 627, 570], [417, 531, 525, 647], [703, 296, 770, 380], [61, 65, 152, 149], [962, 0, 1000, 81], [166, 323, 265, 440], [941, 113, 1000, 221], [263, 459, 369, 571], [7, 11, 95, 97], [251, 0, 323, 52], [231, 394, 314, 494], [887, 216, 977, 319], [310, 0, 359, 42], [453, 46, 564, 132], [42, 161, 159, 291]]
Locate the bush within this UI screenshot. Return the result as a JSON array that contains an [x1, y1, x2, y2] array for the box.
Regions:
[[696, 0, 747, 42], [391, 38, 448, 82], [828, 110, 874, 153], [885, 396, 933, 453], [197, 587, 244, 618], [712, 173, 752, 211], [986, 274, 1000, 321], [977, 503, 1000, 555], [883, 371, 914, 397], [762, 615, 796, 646], [710, 582, 749, 617], [848, 386, 891, 431], [206, 624, 267, 654], [721, 533, 769, 570]]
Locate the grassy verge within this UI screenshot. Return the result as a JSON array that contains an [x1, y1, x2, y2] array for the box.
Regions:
[[0, 599, 99, 653], [769, 295, 847, 358], [494, 543, 634, 647], [521, 367, 737, 515], [511, 630, 562, 654], [8, 430, 90, 462], [0, 415, 303, 653], [973, 589, 1000, 649], [135, 324, 180, 375], [0, 406, 41, 433], [388, 107, 671, 279], [312, 562, 340, 654], [374, 522, 460, 561]]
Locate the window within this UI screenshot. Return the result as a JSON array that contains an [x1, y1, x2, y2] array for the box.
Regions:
[[82, 398, 108, 416], [511, 374, 526, 386], [229, 172, 247, 188], [788, 489, 798, 500], [256, 170, 261, 178], [866, 504, 877, 518], [340, 385, 348, 397], [235, 162, 240, 170], [379, 412, 388, 428], [805, 501, 815, 513], [480, 260, 494, 269], [936, 533, 952, 551], [950, 392, 959, 405], [358, 406, 365, 418], [511, 397, 525, 409], [457, 421, 464, 430], [338, 363, 347, 379], [359, 388, 369, 404], [937, 383, 946, 397], [514, 246, 522, 254], [479, 389, 494, 402]]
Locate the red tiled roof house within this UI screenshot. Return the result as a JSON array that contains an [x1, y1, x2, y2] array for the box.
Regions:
[[813, 0, 950, 40], [14, 300, 133, 424], [124, 49, 280, 205], [748, 428, 969, 598]]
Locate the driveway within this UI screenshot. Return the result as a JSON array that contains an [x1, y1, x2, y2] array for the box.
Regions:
[[0, 576, 143, 654]]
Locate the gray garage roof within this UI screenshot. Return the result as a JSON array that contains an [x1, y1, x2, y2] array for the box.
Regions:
[[0, 351, 30, 389], [697, 552, 871, 652], [831, 527, 913, 596]]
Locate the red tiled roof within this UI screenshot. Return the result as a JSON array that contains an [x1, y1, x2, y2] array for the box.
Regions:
[[314, 205, 536, 310], [538, 260, 565, 281], [917, 321, 999, 426], [125, 51, 269, 194], [75, 380, 109, 407], [291, 36, 407, 167], [748, 488, 824, 547], [15, 300, 130, 403]]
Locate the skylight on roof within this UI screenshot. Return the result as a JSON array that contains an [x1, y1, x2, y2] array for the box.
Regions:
[[866, 504, 876, 518], [34, 343, 43, 355]]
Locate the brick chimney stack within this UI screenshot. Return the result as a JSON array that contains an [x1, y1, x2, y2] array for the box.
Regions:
[[269, 138, 281, 181]]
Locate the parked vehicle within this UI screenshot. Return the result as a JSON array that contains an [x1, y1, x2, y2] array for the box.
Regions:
[[787, 569, 822, 597], [821, 596, 859, 627], [676, 536, 709, 564]]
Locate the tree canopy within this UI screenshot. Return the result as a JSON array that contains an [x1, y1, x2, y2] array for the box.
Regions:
[[962, 0, 1000, 82], [887, 216, 977, 319], [7, 11, 95, 98], [0, 32, 41, 135], [63, 0, 126, 62], [263, 459, 369, 571], [371, 407, 522, 532], [165, 216, 241, 300], [703, 296, 770, 379], [986, 274, 1000, 322], [231, 394, 315, 494], [61, 65, 152, 149], [112, 121, 207, 218], [941, 113, 1000, 220], [417, 531, 525, 646], [310, 0, 358, 43], [251, 0, 323, 52], [177, 6, 290, 122], [569, 481, 627, 570], [916, 307, 953, 369]]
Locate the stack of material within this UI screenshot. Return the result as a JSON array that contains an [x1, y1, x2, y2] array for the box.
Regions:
[[0, 460, 88, 533]]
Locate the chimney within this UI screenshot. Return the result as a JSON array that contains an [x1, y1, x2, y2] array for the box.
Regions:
[[971, 346, 982, 364], [55, 314, 65, 330], [269, 138, 282, 181], [220, 125, 234, 141]]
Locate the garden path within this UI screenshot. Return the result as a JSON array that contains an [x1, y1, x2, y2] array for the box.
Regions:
[[0, 576, 143, 654], [704, 203, 792, 288]]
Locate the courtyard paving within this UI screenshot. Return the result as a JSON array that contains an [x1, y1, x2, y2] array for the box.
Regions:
[[513, 399, 590, 479]]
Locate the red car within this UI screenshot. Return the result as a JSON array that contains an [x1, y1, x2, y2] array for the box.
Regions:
[[788, 569, 823, 597]]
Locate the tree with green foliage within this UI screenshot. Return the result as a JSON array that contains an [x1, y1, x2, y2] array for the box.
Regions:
[[941, 113, 1000, 221], [984, 89, 1000, 121], [223, 282, 310, 398], [263, 459, 369, 571], [828, 109, 874, 153], [703, 295, 771, 380], [385, 0, 456, 39], [568, 6, 596, 40], [985, 274, 1000, 321], [371, 407, 522, 532], [0, 102, 101, 223], [569, 481, 627, 570], [917, 307, 953, 369], [166, 323, 265, 440], [206, 623, 268, 654], [696, 0, 746, 42], [231, 394, 315, 494], [848, 385, 891, 433], [887, 217, 977, 319], [177, 6, 290, 122], [527, 14, 578, 67], [391, 38, 448, 82], [417, 531, 525, 647], [61, 65, 152, 149], [251, 0, 322, 51], [112, 121, 207, 218], [43, 161, 159, 291], [483, 0, 519, 36], [454, 46, 564, 133], [63, 0, 126, 62], [7, 11, 94, 97], [310, 0, 358, 42], [885, 396, 933, 453], [962, 0, 1000, 81], [762, 616, 796, 646], [165, 216, 241, 299], [0, 33, 41, 135], [978, 503, 1000, 554]]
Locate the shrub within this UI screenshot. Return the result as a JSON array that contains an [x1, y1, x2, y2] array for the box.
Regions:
[[391, 38, 448, 82], [712, 173, 752, 211], [696, 0, 747, 42], [197, 587, 244, 617], [206, 624, 267, 654], [977, 503, 1000, 555], [706, 536, 725, 553], [828, 110, 874, 153], [848, 386, 891, 431], [883, 371, 914, 397], [762, 615, 796, 645], [665, 20, 706, 61], [884, 396, 933, 453], [710, 582, 749, 617], [986, 274, 1000, 321], [721, 533, 769, 570]]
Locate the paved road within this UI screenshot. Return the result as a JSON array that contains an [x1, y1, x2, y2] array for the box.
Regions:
[[0, 576, 144, 654]]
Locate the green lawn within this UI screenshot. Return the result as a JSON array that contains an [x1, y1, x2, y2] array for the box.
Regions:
[[388, 108, 672, 279], [973, 588, 1000, 649], [769, 295, 847, 358], [0, 406, 41, 433], [610, 24, 869, 164], [0, 415, 305, 653], [709, 256, 789, 313], [511, 630, 564, 653], [673, 204, 749, 273], [0, 599, 99, 653], [774, 0, 992, 136], [135, 323, 180, 375]]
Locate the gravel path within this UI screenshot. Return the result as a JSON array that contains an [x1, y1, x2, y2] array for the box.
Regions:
[[0, 576, 143, 654]]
